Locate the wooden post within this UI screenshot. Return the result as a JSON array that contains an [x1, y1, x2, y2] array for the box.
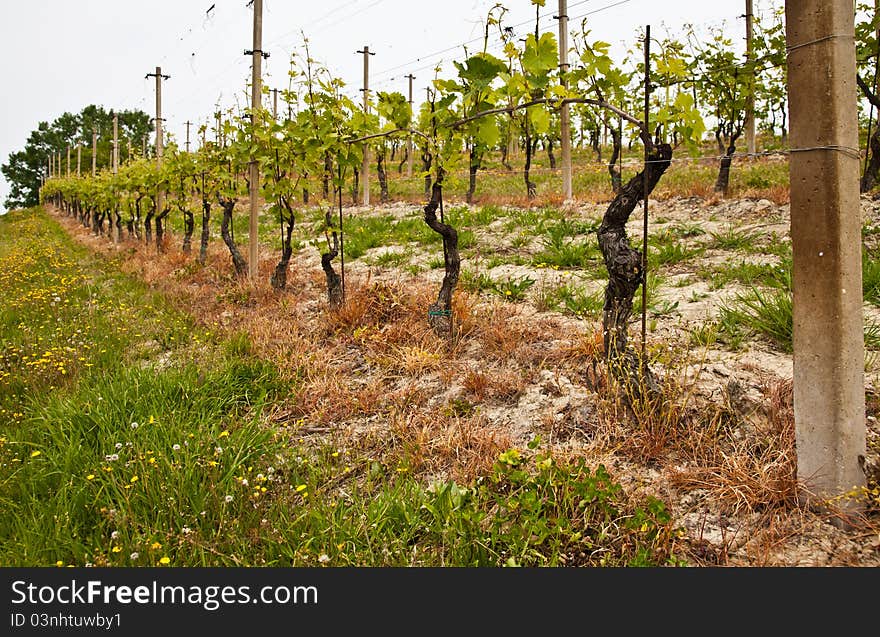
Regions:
[[358, 46, 375, 206], [745, 0, 756, 155], [76, 144, 81, 177], [785, 0, 866, 515], [406, 73, 415, 178], [557, 0, 572, 201], [272, 88, 278, 121], [247, 0, 265, 280], [185, 120, 192, 153]]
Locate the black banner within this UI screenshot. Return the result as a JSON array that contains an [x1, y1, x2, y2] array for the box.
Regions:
[[0, 567, 876, 634]]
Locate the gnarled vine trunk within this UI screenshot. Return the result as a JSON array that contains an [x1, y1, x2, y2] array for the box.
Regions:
[[198, 196, 211, 265], [271, 197, 295, 290], [321, 209, 343, 310], [546, 137, 556, 170], [608, 127, 622, 193], [144, 197, 156, 245], [377, 148, 389, 203], [597, 143, 672, 391], [423, 180, 460, 338], [155, 203, 171, 253], [181, 203, 194, 254], [466, 147, 481, 204], [218, 195, 248, 277]]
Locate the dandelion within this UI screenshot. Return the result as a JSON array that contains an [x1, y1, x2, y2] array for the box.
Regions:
[[30, 450, 41, 458], [86, 474, 95, 480], [241, 478, 249, 487], [214, 447, 223, 455], [172, 444, 181, 451], [105, 453, 119, 462], [295, 484, 307, 492], [55, 560, 64, 567], [318, 554, 330, 564], [150, 541, 162, 550], [129, 552, 139, 560], [130, 422, 139, 430], [148, 416, 155, 425], [111, 546, 121, 553], [130, 476, 139, 484], [224, 495, 233, 503], [111, 531, 119, 540], [158, 557, 170, 565], [115, 443, 123, 450], [218, 430, 229, 438]]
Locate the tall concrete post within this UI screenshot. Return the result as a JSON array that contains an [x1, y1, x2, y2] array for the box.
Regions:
[[77, 144, 81, 177], [247, 0, 264, 280], [785, 0, 866, 511], [91, 128, 97, 177], [745, 0, 756, 156], [406, 73, 415, 179], [66, 146, 71, 177], [112, 111, 119, 174], [147, 67, 170, 242], [557, 0, 572, 201], [358, 46, 374, 206]]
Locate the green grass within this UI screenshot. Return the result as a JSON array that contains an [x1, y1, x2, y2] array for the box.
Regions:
[[718, 266, 880, 352], [538, 282, 604, 318], [698, 259, 786, 291], [1, 207, 678, 567], [708, 226, 762, 252]]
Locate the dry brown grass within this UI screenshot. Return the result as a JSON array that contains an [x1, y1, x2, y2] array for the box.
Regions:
[[387, 408, 511, 483]]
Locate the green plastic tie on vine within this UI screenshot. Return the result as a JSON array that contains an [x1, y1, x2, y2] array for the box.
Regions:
[[428, 309, 452, 317]]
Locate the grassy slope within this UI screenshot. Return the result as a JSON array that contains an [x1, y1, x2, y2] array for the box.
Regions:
[[0, 207, 678, 567]]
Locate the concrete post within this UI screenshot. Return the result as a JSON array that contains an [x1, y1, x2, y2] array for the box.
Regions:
[[77, 144, 81, 177], [112, 111, 119, 174], [358, 46, 374, 206], [406, 73, 415, 179], [785, 0, 866, 511], [557, 0, 572, 201], [66, 146, 71, 177], [147, 66, 170, 244], [248, 0, 264, 280], [745, 0, 756, 155], [92, 128, 97, 177]]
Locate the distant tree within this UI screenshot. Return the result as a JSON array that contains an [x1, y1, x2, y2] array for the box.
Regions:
[[2, 105, 151, 210]]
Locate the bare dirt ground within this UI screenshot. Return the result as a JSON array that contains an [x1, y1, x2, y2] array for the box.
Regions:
[[50, 194, 880, 566]]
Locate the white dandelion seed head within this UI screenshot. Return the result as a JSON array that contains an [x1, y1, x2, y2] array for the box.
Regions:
[[130, 422, 139, 429], [115, 443, 123, 450], [318, 554, 330, 564], [110, 531, 119, 540], [224, 495, 233, 503], [172, 444, 181, 451], [129, 552, 139, 560]]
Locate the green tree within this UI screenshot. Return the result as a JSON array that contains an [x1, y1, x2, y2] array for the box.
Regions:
[[2, 105, 152, 210]]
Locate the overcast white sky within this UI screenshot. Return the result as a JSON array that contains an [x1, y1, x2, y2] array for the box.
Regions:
[[0, 0, 761, 211]]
